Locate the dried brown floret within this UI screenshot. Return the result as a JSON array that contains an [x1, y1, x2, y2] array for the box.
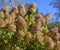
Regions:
[[34, 31, 44, 42], [8, 24, 16, 32], [45, 36, 55, 49], [16, 31, 25, 41], [18, 16, 27, 30], [18, 4, 26, 16], [28, 2, 36, 13], [0, 19, 6, 27]]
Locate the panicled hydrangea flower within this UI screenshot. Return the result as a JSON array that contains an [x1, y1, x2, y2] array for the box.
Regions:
[[42, 28, 49, 35], [8, 24, 16, 32], [53, 32, 60, 41], [51, 27, 58, 33], [10, 7, 18, 15], [54, 42, 60, 50], [28, 2, 36, 13], [18, 4, 26, 16], [44, 13, 50, 22], [18, 16, 27, 30], [34, 31, 44, 42], [24, 32, 32, 41], [10, 12, 16, 21], [0, 19, 6, 27], [16, 31, 25, 41], [41, 17, 46, 25], [2, 6, 9, 15], [45, 36, 55, 49], [31, 21, 41, 32], [5, 14, 16, 25], [50, 27, 60, 40], [0, 11, 4, 18], [35, 13, 43, 22]]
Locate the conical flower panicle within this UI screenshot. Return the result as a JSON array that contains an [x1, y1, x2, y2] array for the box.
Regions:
[[5, 13, 16, 25], [2, 6, 9, 12], [24, 32, 32, 41], [41, 17, 46, 25], [50, 27, 60, 41], [0, 11, 4, 18], [28, 2, 36, 13], [42, 28, 49, 35], [35, 13, 43, 22], [10, 12, 16, 18], [44, 13, 50, 22], [0, 19, 6, 27], [8, 24, 16, 32], [51, 27, 58, 33], [54, 42, 60, 50], [18, 4, 26, 16], [2, 6, 9, 15], [10, 7, 18, 15], [31, 21, 41, 32], [16, 31, 25, 41], [53, 32, 60, 41], [34, 31, 44, 42], [45, 36, 55, 49], [18, 16, 27, 30]]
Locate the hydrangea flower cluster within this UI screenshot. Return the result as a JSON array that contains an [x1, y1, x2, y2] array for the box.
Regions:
[[0, 3, 60, 50]]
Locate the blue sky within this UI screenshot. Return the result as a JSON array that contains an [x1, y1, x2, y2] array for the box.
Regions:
[[0, 0, 58, 21], [24, 0, 57, 21]]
